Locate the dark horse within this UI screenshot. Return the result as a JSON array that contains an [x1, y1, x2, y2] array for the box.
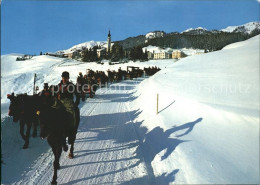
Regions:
[[7, 93, 38, 149], [38, 91, 80, 185]]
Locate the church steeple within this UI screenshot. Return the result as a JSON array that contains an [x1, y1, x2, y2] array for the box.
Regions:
[[107, 29, 111, 53]]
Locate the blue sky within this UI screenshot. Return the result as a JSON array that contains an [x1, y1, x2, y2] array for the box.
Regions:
[[1, 0, 259, 55]]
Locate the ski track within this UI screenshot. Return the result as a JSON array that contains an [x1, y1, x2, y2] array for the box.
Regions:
[[9, 79, 150, 185]]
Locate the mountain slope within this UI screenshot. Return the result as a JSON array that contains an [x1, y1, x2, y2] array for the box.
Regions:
[[181, 27, 211, 35], [118, 22, 260, 50], [50, 22, 260, 52], [116, 35, 146, 49], [221, 21, 260, 34], [58, 41, 107, 54]]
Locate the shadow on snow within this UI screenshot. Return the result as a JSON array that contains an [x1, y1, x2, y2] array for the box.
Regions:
[[1, 116, 50, 184], [1, 77, 202, 185], [68, 107, 202, 184], [66, 78, 203, 185]]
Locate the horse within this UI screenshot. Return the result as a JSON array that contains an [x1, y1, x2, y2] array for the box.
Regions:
[[38, 90, 80, 185], [7, 93, 39, 149]]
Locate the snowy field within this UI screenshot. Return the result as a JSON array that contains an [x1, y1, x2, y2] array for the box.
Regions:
[[1, 55, 174, 105], [130, 35, 259, 184], [1, 36, 259, 184]]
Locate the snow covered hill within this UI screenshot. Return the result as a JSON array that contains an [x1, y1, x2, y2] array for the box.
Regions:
[[57, 40, 109, 54], [130, 35, 259, 184], [1, 55, 174, 106], [1, 36, 259, 184]]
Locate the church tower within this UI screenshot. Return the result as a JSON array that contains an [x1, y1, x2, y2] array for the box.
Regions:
[[107, 30, 111, 53]]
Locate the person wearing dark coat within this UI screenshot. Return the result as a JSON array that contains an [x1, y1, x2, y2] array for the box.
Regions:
[[77, 72, 85, 101], [39, 83, 51, 97], [57, 72, 80, 135]]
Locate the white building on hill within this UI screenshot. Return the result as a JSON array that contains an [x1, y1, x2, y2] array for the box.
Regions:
[[154, 51, 171, 59]]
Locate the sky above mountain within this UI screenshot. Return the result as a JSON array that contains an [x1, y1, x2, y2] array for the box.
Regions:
[[1, 0, 259, 55]]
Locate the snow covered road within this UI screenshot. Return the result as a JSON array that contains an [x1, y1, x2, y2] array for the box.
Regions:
[[2, 79, 157, 185]]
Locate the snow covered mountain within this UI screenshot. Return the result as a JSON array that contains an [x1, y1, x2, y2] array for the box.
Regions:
[[145, 31, 166, 42], [221, 21, 260, 34], [181, 22, 260, 35], [59, 22, 259, 52], [181, 27, 210, 34], [57, 40, 108, 54], [145, 31, 166, 39]]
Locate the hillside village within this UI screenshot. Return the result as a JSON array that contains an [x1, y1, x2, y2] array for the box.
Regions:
[[17, 21, 260, 62], [42, 30, 207, 62]]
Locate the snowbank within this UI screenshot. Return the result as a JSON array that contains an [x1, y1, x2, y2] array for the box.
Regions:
[[130, 35, 259, 184]]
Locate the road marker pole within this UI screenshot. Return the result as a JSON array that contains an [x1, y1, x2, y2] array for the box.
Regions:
[[157, 94, 159, 114]]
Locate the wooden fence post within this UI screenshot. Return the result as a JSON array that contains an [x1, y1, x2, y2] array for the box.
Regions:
[[33, 73, 37, 95], [157, 94, 159, 114]]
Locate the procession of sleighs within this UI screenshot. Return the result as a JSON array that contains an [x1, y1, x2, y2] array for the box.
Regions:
[[76, 66, 160, 99], [6, 66, 160, 185]]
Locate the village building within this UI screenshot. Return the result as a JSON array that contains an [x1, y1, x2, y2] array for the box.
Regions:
[[97, 48, 106, 58], [195, 51, 204, 55], [147, 51, 154, 60], [72, 50, 81, 59], [45, 52, 64, 58], [95, 30, 113, 58], [63, 52, 73, 59], [154, 51, 171, 59], [107, 30, 111, 53], [172, 50, 185, 59], [56, 30, 113, 59]]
